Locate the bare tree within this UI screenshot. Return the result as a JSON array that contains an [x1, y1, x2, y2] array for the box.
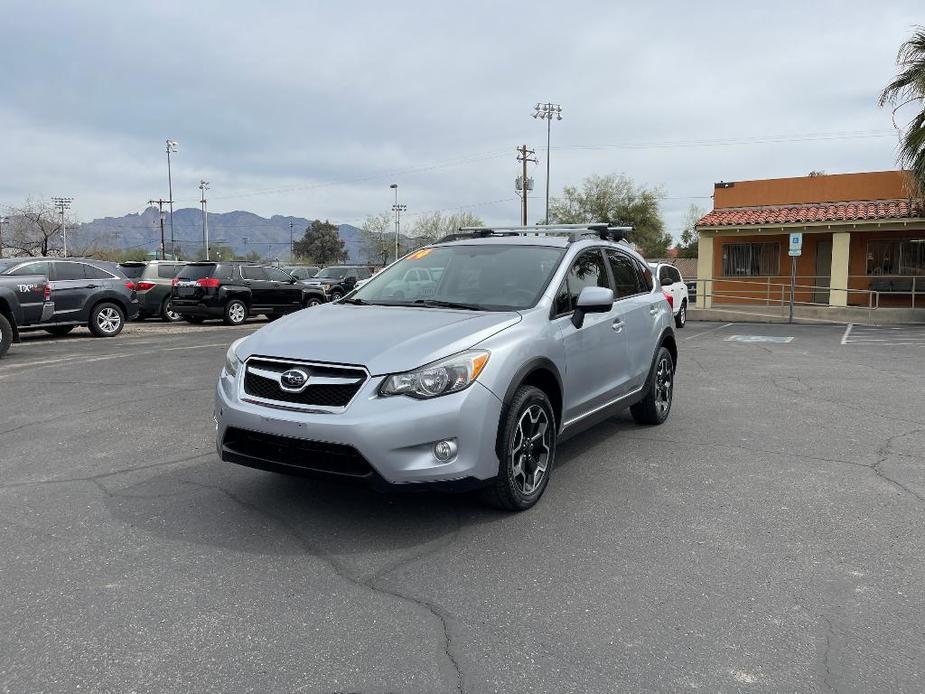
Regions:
[[5, 198, 72, 256], [360, 212, 393, 266], [410, 211, 484, 245]]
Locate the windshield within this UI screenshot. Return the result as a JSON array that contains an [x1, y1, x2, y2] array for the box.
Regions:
[[350, 244, 565, 311], [314, 267, 348, 279], [177, 264, 216, 280], [119, 264, 145, 279]]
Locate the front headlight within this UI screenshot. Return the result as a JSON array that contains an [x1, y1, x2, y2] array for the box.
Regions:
[[224, 337, 246, 377], [380, 350, 490, 399]]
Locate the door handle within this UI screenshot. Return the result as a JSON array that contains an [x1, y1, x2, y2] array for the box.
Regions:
[[86, 284, 98, 289], [611, 318, 624, 333]]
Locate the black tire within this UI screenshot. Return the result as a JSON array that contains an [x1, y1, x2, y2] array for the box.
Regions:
[[304, 297, 323, 308], [223, 298, 248, 326], [482, 385, 556, 511], [44, 325, 75, 337], [0, 313, 12, 359], [674, 300, 687, 328], [630, 347, 674, 426], [183, 315, 206, 324], [161, 297, 183, 322], [88, 302, 125, 338], [330, 291, 343, 302]]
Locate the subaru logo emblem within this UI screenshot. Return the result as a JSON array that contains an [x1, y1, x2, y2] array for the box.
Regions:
[[279, 368, 309, 391]]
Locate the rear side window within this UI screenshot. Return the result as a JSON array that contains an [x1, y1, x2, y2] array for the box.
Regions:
[[157, 264, 182, 279], [10, 262, 50, 277], [670, 267, 682, 282], [177, 264, 216, 281], [83, 264, 113, 280], [241, 266, 267, 280], [54, 262, 85, 281], [266, 267, 291, 282], [119, 264, 145, 279], [605, 250, 643, 299], [554, 249, 610, 315]]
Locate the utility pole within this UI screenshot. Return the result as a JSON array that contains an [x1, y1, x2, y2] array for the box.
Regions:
[[165, 139, 178, 257], [389, 183, 406, 262], [148, 198, 172, 259], [289, 221, 294, 261], [199, 180, 210, 260], [51, 197, 73, 256], [532, 103, 563, 223], [516, 145, 537, 225]]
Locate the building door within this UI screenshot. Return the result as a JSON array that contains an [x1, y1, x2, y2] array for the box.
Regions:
[[814, 240, 832, 304]]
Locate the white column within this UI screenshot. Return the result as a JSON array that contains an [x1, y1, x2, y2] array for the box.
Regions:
[[829, 232, 850, 307]]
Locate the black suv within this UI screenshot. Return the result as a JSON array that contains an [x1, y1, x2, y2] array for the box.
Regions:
[[119, 260, 188, 322], [171, 262, 324, 325], [0, 257, 139, 337], [303, 265, 372, 301]]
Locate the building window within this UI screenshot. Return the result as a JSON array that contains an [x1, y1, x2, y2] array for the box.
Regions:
[[866, 239, 925, 275], [722, 242, 780, 276]]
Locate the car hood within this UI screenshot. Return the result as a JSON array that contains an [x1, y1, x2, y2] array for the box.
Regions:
[[237, 304, 522, 375]]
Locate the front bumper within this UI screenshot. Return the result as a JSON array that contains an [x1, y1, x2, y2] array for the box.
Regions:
[[214, 365, 503, 486]]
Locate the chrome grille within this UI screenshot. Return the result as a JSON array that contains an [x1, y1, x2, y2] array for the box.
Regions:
[[242, 357, 367, 410]]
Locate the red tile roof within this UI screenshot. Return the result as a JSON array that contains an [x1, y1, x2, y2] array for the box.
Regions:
[[698, 199, 924, 227]]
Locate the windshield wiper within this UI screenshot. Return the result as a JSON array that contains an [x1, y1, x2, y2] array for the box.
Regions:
[[411, 299, 482, 311], [340, 297, 368, 305]]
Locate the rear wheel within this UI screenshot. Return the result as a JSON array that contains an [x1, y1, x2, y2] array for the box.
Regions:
[[482, 385, 556, 511], [630, 347, 674, 425], [223, 299, 248, 325], [161, 297, 183, 322], [88, 302, 125, 337], [183, 315, 206, 324], [675, 300, 687, 328], [44, 325, 75, 337], [0, 314, 12, 358]]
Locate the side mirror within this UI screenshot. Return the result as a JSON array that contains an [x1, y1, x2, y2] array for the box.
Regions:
[[572, 286, 614, 328], [661, 277, 674, 287]]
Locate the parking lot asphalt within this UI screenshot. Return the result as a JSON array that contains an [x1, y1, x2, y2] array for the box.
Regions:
[[1, 320, 923, 693]]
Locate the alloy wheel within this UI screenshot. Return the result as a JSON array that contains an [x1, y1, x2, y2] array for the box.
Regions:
[[510, 405, 551, 495], [97, 307, 122, 334], [654, 356, 673, 416], [229, 302, 246, 323]]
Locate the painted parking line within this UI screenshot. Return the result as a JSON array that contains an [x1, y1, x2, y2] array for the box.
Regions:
[[683, 322, 734, 341], [841, 324, 925, 346]]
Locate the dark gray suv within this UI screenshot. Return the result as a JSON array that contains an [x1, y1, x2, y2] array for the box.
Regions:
[[119, 260, 188, 322]]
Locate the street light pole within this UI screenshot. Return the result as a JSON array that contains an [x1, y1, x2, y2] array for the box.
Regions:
[[532, 102, 563, 223], [390, 183, 406, 262], [51, 197, 73, 256], [166, 139, 178, 258], [199, 180, 210, 261], [289, 221, 294, 261]]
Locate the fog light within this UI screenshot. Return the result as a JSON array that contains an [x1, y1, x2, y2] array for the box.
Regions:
[[433, 439, 457, 462]]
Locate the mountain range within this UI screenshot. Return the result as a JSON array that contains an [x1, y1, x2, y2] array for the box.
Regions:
[[74, 207, 379, 262]]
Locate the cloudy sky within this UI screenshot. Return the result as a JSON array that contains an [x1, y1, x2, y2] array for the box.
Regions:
[[0, 1, 920, 240]]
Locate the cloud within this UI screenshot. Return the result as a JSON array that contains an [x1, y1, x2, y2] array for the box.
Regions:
[[0, 0, 919, 240]]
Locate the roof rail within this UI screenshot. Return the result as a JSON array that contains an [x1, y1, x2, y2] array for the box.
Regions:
[[437, 222, 633, 244]]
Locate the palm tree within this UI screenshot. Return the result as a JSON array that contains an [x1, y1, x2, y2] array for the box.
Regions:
[[880, 26, 925, 197]]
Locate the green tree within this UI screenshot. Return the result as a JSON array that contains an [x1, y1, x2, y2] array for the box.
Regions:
[[409, 211, 485, 245], [293, 219, 345, 265], [676, 204, 705, 259], [880, 26, 925, 196], [548, 174, 672, 257], [360, 212, 393, 265]]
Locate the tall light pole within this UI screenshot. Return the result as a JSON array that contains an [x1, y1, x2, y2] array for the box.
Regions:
[[289, 221, 294, 261], [532, 102, 563, 223], [0, 216, 8, 259], [51, 197, 73, 256], [199, 179, 210, 260], [166, 139, 178, 258], [390, 183, 406, 262]]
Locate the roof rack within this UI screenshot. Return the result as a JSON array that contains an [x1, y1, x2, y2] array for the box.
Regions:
[[437, 223, 633, 244]]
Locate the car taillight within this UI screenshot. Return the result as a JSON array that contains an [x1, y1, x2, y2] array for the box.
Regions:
[[171, 278, 178, 287], [125, 281, 136, 291], [136, 281, 156, 291], [662, 290, 674, 309], [196, 277, 221, 288], [44, 284, 52, 301]]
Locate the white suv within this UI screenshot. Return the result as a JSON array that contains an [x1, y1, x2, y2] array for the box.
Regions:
[[651, 263, 688, 328]]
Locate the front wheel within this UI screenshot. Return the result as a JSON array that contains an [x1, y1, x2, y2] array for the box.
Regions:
[[482, 385, 556, 511], [330, 291, 343, 302], [89, 302, 125, 337], [304, 296, 323, 308], [223, 299, 248, 325], [630, 347, 674, 425], [675, 300, 687, 328], [0, 313, 12, 358]]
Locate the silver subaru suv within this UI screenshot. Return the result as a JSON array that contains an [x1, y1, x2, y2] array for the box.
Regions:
[[215, 224, 677, 510]]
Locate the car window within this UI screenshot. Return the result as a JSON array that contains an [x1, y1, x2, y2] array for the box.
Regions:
[[637, 260, 654, 291], [119, 264, 145, 279], [83, 264, 113, 279], [54, 262, 85, 281], [214, 264, 234, 280], [177, 264, 216, 280], [557, 249, 610, 314], [605, 250, 643, 299], [9, 262, 50, 277], [157, 264, 182, 279], [266, 267, 292, 282], [241, 266, 267, 280], [670, 267, 682, 283], [658, 266, 672, 283]]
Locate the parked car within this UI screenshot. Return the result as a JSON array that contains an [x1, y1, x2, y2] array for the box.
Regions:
[[650, 262, 689, 328], [282, 265, 320, 281], [0, 257, 138, 337], [216, 224, 677, 511], [119, 260, 188, 322], [171, 261, 324, 325], [0, 267, 50, 357], [303, 265, 373, 301]]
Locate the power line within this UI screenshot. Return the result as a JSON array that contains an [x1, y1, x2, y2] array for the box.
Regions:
[[554, 129, 896, 151]]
